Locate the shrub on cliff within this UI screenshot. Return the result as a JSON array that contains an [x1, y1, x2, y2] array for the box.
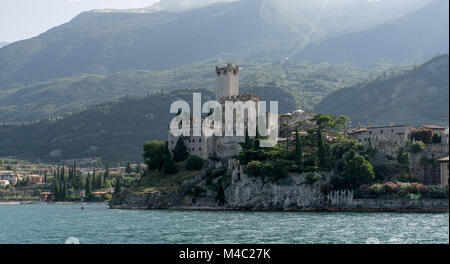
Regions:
[[244, 160, 292, 181], [422, 186, 446, 199], [382, 181, 398, 194], [409, 140, 425, 154], [186, 155, 204, 170]]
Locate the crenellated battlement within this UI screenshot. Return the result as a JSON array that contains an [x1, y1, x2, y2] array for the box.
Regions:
[[216, 63, 239, 101], [219, 93, 260, 103], [216, 63, 239, 76]]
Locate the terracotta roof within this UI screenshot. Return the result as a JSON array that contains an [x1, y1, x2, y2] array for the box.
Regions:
[[421, 125, 446, 130], [438, 156, 449, 162]]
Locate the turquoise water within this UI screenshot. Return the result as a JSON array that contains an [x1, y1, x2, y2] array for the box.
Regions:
[[0, 203, 448, 244]]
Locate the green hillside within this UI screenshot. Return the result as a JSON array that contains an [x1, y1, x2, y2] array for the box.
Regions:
[[0, 0, 431, 86], [0, 60, 380, 122], [314, 54, 449, 126], [296, 0, 449, 65], [0, 84, 300, 163]]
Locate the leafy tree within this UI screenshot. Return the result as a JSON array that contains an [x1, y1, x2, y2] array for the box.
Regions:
[[143, 140, 166, 170], [397, 147, 410, 165], [186, 155, 204, 170], [343, 151, 375, 189], [409, 140, 425, 154], [173, 138, 189, 162], [310, 114, 346, 169], [432, 132, 442, 144]]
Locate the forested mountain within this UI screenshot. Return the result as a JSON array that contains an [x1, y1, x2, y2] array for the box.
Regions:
[[0, 61, 379, 122], [0, 85, 297, 163], [0, 0, 440, 124], [0, 0, 447, 163], [0, 0, 432, 85], [295, 0, 449, 65], [315, 54, 449, 127]]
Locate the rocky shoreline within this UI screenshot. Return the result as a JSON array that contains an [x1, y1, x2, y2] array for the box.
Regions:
[[109, 200, 449, 213], [109, 174, 449, 213]]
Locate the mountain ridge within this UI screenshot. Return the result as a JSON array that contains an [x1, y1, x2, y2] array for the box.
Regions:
[[314, 54, 450, 127]]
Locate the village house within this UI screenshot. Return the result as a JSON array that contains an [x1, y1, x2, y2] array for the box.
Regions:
[[27, 174, 44, 185], [0, 180, 9, 188], [346, 124, 414, 148], [39, 192, 53, 201], [0, 171, 22, 185]]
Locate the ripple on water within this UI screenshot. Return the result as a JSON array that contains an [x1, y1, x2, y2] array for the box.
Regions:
[[0, 204, 448, 244]]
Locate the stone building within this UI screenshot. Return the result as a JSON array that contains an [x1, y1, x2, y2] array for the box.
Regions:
[[346, 125, 414, 160], [168, 64, 263, 160], [346, 125, 413, 148]]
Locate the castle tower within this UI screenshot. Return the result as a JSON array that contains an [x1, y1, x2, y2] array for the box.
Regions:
[[216, 63, 239, 101]]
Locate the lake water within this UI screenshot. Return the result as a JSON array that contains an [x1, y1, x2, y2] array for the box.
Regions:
[[0, 203, 448, 244]]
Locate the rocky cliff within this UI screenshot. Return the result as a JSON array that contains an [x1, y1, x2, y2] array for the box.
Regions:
[[109, 162, 448, 212]]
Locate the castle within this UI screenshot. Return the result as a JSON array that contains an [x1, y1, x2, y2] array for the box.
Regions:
[[168, 64, 261, 160]]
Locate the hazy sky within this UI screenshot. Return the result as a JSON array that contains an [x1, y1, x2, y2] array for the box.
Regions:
[[0, 0, 159, 43]]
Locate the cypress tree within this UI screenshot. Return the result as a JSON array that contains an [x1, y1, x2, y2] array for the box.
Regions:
[[114, 176, 122, 195], [62, 167, 68, 200], [85, 173, 92, 198], [103, 163, 111, 188], [173, 138, 189, 162], [316, 126, 327, 168], [57, 167, 63, 201], [243, 128, 252, 150], [294, 129, 303, 168], [163, 142, 178, 174]]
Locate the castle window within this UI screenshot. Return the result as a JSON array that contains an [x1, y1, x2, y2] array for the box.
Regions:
[[199, 139, 202, 142], [381, 130, 383, 134], [193, 139, 195, 143], [199, 148, 202, 151]]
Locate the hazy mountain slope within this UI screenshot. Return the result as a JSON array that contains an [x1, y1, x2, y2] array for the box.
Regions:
[[0, 86, 298, 163], [0, 0, 431, 86], [296, 0, 449, 65], [0, 42, 8, 49], [0, 61, 379, 123], [314, 54, 449, 126], [0, 0, 281, 85]]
